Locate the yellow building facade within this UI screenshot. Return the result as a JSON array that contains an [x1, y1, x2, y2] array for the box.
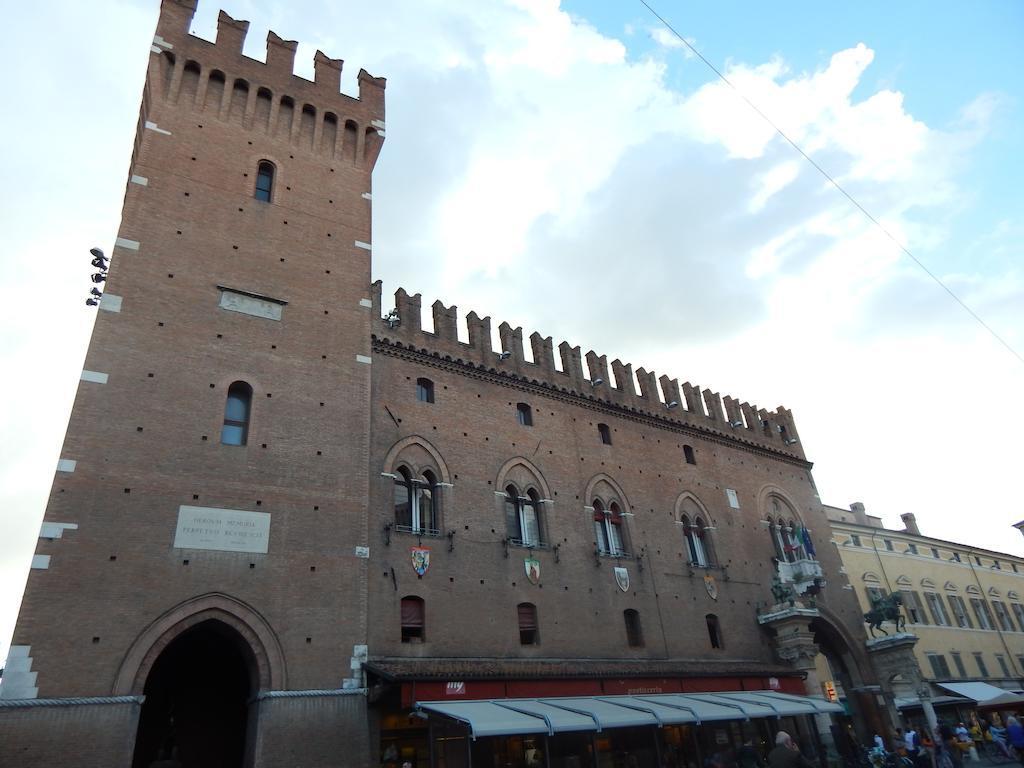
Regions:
[[826, 504, 1024, 702]]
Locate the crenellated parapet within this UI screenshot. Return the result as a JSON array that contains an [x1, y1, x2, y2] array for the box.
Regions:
[[149, 1, 385, 165], [372, 283, 807, 461]]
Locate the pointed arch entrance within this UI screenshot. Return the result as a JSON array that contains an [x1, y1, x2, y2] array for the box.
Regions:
[[131, 619, 255, 768]]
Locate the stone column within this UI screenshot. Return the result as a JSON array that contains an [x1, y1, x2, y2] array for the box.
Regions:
[[864, 633, 935, 735]]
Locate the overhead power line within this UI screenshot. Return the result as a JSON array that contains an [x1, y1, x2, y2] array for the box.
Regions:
[[638, 0, 1023, 367]]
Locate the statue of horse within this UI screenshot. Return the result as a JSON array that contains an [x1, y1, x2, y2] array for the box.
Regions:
[[863, 592, 906, 637]]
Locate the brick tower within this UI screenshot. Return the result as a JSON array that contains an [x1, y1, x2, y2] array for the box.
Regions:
[[0, 1, 385, 765]]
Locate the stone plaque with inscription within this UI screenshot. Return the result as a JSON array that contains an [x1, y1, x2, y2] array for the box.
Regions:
[[173, 505, 271, 554], [218, 289, 283, 321]]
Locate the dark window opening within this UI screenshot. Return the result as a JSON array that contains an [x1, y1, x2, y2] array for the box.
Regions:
[[594, 500, 625, 556], [516, 402, 533, 426], [683, 445, 696, 465], [221, 381, 252, 446], [624, 609, 643, 648], [401, 596, 425, 643], [416, 377, 434, 403], [598, 423, 611, 445], [254, 161, 275, 202], [706, 613, 723, 649], [517, 603, 539, 645]]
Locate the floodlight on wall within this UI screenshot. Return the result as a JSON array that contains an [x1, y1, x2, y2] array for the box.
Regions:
[[729, 419, 744, 428], [89, 287, 102, 297], [383, 309, 400, 329], [85, 298, 99, 306], [591, 378, 604, 387], [498, 350, 512, 361], [784, 437, 799, 445], [90, 272, 106, 283], [89, 247, 105, 259], [666, 401, 679, 409]]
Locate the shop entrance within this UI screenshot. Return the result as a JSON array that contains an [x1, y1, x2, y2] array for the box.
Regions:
[[131, 619, 254, 768]]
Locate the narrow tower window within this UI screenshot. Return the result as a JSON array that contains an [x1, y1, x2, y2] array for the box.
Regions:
[[598, 423, 612, 445], [255, 161, 275, 202], [416, 377, 434, 403], [624, 609, 644, 647], [221, 381, 252, 446], [517, 603, 539, 645], [400, 596, 425, 643], [516, 402, 532, 426], [706, 614, 723, 649], [683, 445, 696, 465]]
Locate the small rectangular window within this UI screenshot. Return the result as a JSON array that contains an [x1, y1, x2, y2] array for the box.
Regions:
[[850, 534, 861, 547], [416, 377, 434, 403], [1012, 603, 1024, 632], [996, 654, 1011, 677], [884, 539, 894, 551], [952, 552, 962, 562], [907, 543, 918, 555], [516, 403, 532, 426], [926, 653, 951, 678], [518, 603, 539, 645], [931, 548, 940, 559], [951, 652, 967, 678], [974, 652, 989, 677], [598, 423, 611, 445], [401, 597, 425, 643]]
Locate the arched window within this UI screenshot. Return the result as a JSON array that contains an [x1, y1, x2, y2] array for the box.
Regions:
[[517, 603, 539, 645], [516, 402, 533, 426], [768, 517, 786, 561], [394, 467, 438, 534], [598, 423, 612, 445], [624, 609, 643, 648], [400, 596, 424, 643], [254, 161, 275, 202], [706, 614, 723, 649], [683, 445, 696, 465], [768, 500, 805, 562], [505, 485, 542, 547], [221, 381, 252, 446], [682, 515, 714, 568], [416, 377, 434, 403], [594, 500, 625, 556]]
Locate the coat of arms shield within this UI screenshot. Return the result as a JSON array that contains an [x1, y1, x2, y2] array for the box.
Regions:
[[614, 566, 629, 592], [411, 546, 430, 576], [525, 558, 541, 585], [704, 573, 718, 600]]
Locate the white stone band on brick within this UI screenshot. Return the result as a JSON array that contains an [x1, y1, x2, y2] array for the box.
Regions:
[[31, 555, 51, 570], [356, 354, 372, 364], [0, 646, 37, 700], [152, 35, 173, 49], [115, 237, 140, 251], [80, 370, 109, 384], [218, 288, 283, 321], [359, 298, 373, 308], [99, 294, 123, 313], [354, 546, 370, 558], [144, 121, 172, 136], [56, 459, 77, 473], [354, 240, 372, 251], [40, 522, 79, 540], [361, 192, 372, 200], [150, 45, 162, 53], [130, 175, 149, 186], [371, 119, 385, 130]]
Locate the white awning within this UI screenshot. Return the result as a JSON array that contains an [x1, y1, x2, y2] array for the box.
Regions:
[[415, 690, 841, 738], [936, 682, 1024, 705]]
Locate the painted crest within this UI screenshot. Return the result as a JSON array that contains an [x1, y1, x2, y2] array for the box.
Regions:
[[411, 546, 430, 576], [614, 566, 629, 592], [704, 573, 718, 600], [525, 558, 541, 585]]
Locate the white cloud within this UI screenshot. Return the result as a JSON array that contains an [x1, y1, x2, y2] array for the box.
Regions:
[[1, 0, 1021, 666]]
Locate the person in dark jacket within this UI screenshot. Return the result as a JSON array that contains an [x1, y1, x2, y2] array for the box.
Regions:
[[768, 732, 815, 768], [1007, 716, 1024, 766]]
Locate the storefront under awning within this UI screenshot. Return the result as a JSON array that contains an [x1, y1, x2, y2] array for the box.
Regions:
[[414, 690, 842, 739], [936, 682, 1024, 707]]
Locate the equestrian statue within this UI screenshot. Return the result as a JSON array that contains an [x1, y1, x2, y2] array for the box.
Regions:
[[863, 592, 906, 637]]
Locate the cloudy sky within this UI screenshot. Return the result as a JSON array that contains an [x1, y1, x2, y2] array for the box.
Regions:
[[1, 0, 1022, 663]]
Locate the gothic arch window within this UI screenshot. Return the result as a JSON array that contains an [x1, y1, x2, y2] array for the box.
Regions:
[[221, 381, 252, 446], [505, 485, 543, 547], [394, 466, 439, 534], [255, 161, 275, 202], [594, 499, 626, 556], [767, 498, 805, 562], [679, 497, 716, 568]]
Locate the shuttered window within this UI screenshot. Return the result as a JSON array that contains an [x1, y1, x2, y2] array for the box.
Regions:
[[401, 596, 424, 643], [518, 603, 539, 645]]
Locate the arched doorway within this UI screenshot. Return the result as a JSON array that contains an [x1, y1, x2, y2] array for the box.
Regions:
[[131, 619, 255, 768]]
